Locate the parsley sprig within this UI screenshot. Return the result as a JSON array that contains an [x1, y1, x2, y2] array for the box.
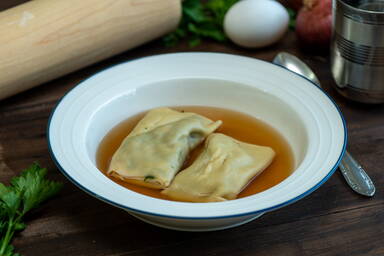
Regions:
[[163, 0, 239, 47], [0, 163, 62, 256]]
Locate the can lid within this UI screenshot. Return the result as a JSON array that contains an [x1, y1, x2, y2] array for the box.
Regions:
[[337, 0, 384, 24]]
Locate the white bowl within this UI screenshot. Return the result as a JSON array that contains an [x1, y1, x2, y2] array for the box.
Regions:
[[48, 53, 346, 232]]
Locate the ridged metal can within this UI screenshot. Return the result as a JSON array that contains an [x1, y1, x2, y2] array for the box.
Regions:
[[331, 0, 384, 103]]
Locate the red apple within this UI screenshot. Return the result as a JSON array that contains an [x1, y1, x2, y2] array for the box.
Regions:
[[296, 0, 332, 51]]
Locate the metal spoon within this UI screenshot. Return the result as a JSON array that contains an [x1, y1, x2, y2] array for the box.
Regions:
[[273, 52, 375, 197]]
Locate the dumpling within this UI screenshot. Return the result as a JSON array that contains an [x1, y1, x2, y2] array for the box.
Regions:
[[162, 133, 275, 202], [108, 108, 222, 189]]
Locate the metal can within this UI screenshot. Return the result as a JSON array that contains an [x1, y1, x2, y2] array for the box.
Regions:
[[331, 0, 384, 103]]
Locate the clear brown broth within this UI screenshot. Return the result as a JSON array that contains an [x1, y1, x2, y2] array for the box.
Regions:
[[96, 106, 295, 201]]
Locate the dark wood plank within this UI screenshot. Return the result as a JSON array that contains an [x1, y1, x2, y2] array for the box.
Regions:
[[0, 1, 383, 256], [10, 196, 384, 256], [0, 0, 28, 10]]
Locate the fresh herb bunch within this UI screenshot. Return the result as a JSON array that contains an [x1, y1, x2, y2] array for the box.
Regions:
[[163, 0, 239, 47], [0, 163, 62, 256]]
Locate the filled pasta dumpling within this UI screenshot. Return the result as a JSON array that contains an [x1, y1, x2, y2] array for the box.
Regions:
[[162, 133, 275, 202], [108, 108, 222, 189]]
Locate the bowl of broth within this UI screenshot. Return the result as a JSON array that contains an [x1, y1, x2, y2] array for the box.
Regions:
[[48, 52, 346, 231]]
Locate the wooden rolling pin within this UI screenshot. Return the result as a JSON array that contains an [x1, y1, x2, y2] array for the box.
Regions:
[[0, 0, 181, 100]]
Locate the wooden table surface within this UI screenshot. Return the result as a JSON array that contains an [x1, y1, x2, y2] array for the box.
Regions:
[[1, 2, 383, 256]]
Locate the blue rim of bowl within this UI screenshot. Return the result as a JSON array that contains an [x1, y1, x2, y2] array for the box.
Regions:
[[47, 52, 347, 220]]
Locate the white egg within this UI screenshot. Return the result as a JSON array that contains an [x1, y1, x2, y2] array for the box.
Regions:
[[224, 0, 289, 48]]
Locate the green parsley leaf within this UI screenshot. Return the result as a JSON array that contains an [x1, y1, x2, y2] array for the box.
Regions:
[[205, 0, 238, 26], [163, 0, 240, 47], [11, 163, 62, 214], [0, 163, 62, 256], [0, 189, 21, 218]]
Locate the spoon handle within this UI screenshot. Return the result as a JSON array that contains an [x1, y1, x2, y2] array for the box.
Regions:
[[339, 151, 375, 197], [272, 52, 375, 197]]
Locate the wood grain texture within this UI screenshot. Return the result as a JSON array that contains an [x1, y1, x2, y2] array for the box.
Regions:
[[0, 0, 181, 99], [0, 1, 383, 255]]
